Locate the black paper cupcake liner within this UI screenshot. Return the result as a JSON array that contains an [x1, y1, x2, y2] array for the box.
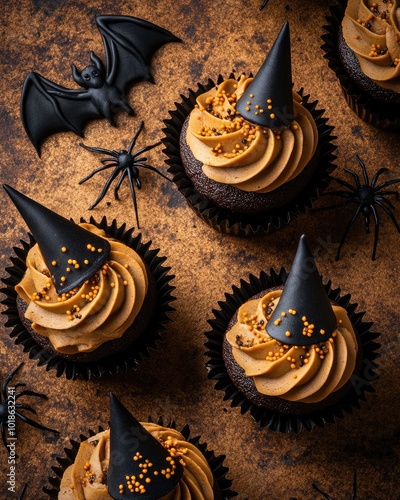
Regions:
[[321, 0, 400, 131], [162, 75, 337, 237], [205, 268, 381, 433], [1, 216, 175, 381], [43, 419, 237, 499]]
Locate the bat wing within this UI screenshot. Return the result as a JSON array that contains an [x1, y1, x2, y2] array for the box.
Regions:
[[20, 72, 102, 156], [96, 15, 181, 94]]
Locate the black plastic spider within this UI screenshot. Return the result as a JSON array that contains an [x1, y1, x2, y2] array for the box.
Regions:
[[0, 362, 58, 451], [318, 155, 400, 261], [312, 472, 357, 499], [18, 483, 27, 500], [79, 120, 171, 229], [260, 0, 269, 9], [289, 473, 357, 500]]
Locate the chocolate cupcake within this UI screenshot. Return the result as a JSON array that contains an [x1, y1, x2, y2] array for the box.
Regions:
[[1, 185, 175, 380], [322, 0, 400, 130], [163, 22, 337, 236], [205, 235, 380, 432], [44, 393, 236, 499]]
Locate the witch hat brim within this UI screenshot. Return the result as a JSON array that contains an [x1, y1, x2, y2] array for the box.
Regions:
[[266, 235, 337, 345], [108, 393, 183, 499], [3, 184, 110, 294], [236, 21, 294, 130]]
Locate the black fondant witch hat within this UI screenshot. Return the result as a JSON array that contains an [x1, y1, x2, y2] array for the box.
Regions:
[[236, 21, 294, 130], [266, 235, 337, 346], [3, 184, 110, 294], [108, 393, 183, 499]]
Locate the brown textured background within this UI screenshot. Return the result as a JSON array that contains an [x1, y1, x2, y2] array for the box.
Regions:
[[1, 0, 399, 498]]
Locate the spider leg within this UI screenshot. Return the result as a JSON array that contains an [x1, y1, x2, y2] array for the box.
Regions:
[[351, 471, 357, 500], [15, 389, 48, 400], [18, 483, 28, 500], [128, 120, 145, 154], [375, 178, 400, 190], [14, 411, 59, 433], [375, 199, 400, 232], [344, 167, 362, 190], [114, 170, 128, 200], [133, 156, 148, 164], [370, 204, 380, 261], [2, 362, 24, 399], [79, 163, 119, 184], [127, 169, 140, 229], [336, 205, 362, 260], [311, 483, 333, 500], [1, 423, 8, 450], [134, 163, 172, 182], [376, 195, 396, 211], [132, 141, 162, 157], [330, 177, 358, 192], [100, 158, 119, 165], [79, 143, 118, 157], [355, 155, 369, 185], [88, 169, 121, 209], [371, 167, 388, 187], [14, 403, 37, 414]]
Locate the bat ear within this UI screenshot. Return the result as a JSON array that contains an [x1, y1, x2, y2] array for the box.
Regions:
[[71, 64, 85, 87], [90, 51, 106, 74]]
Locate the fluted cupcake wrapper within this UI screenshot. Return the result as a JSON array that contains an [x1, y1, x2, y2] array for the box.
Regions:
[[321, 0, 400, 131], [162, 75, 337, 237], [43, 419, 237, 499], [1, 216, 175, 381], [205, 269, 381, 433]]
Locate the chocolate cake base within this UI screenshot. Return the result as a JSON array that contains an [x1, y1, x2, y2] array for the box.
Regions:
[[216, 285, 367, 421], [16, 263, 157, 364], [180, 117, 321, 214]]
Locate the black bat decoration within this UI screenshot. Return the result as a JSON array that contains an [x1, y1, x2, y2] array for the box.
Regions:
[[20, 15, 181, 156]]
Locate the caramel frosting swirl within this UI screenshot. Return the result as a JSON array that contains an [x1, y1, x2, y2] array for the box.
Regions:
[[226, 290, 358, 403], [58, 425, 214, 499], [15, 224, 148, 354], [342, 0, 400, 91], [186, 76, 318, 193]]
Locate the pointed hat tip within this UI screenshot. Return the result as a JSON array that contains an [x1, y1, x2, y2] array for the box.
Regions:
[[4, 185, 110, 294], [236, 21, 294, 130], [108, 394, 183, 499], [266, 234, 337, 345]]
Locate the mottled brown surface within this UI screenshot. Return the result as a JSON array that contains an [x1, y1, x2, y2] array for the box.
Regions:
[[0, 0, 399, 499]]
